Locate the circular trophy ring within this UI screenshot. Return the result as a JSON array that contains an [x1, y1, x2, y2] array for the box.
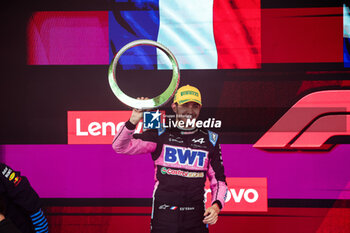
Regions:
[[108, 39, 180, 110]]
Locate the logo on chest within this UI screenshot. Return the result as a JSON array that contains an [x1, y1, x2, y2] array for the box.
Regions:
[[163, 145, 208, 167]]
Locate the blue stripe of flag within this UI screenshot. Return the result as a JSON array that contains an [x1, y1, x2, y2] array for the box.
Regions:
[[344, 38, 350, 67], [109, 0, 160, 70], [344, 4, 350, 67]]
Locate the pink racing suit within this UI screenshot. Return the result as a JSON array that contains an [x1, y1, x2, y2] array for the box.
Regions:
[[112, 121, 227, 233]]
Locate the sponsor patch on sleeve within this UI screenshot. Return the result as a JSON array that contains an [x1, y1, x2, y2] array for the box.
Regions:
[[208, 130, 218, 146], [158, 125, 165, 136], [1, 166, 22, 186]]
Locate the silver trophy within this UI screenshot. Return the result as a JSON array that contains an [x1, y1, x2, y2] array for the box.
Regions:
[[108, 39, 180, 110]]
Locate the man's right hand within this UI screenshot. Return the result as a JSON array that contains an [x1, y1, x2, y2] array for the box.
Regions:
[[129, 97, 148, 125]]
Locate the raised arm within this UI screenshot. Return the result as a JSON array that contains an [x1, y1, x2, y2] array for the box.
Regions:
[[112, 103, 157, 155], [112, 120, 157, 155]]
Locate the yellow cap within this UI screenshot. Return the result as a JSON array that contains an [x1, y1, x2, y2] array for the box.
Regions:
[[173, 85, 202, 106]]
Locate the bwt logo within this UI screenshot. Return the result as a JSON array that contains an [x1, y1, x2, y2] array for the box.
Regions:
[[205, 178, 267, 212], [164, 145, 208, 167]]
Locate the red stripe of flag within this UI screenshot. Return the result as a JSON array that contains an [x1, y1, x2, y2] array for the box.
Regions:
[[213, 0, 261, 69], [261, 7, 342, 63]]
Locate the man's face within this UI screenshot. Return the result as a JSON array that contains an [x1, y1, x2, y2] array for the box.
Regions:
[[172, 102, 202, 125]]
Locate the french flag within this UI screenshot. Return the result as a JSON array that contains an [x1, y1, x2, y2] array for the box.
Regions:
[[109, 0, 261, 70], [28, 0, 261, 69]]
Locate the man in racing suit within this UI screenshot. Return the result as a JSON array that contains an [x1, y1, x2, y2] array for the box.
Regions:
[[112, 85, 227, 233], [0, 163, 49, 233]]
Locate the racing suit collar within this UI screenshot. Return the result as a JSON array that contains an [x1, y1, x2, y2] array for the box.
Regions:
[[175, 125, 198, 135]]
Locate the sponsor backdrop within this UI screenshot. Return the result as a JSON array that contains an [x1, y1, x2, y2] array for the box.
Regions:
[[1, 0, 350, 232]]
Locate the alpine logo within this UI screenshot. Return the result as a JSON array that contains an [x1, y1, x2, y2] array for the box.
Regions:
[[163, 145, 208, 167], [158, 204, 178, 210], [192, 138, 205, 144], [159, 204, 170, 210]]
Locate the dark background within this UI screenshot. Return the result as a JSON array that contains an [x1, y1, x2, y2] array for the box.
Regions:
[[1, 1, 349, 232]]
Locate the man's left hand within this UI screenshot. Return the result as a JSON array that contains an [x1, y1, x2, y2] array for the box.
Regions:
[[203, 203, 220, 225]]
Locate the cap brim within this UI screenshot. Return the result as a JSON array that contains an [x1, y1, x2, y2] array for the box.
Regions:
[[177, 99, 202, 106]]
